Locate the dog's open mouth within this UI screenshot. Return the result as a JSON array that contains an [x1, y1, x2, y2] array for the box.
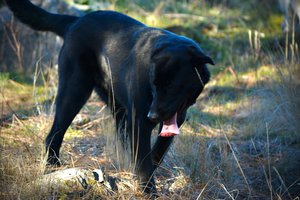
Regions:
[[159, 100, 191, 137], [159, 101, 187, 137], [159, 112, 180, 137]]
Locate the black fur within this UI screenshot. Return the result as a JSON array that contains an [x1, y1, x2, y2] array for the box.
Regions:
[[5, 0, 214, 194]]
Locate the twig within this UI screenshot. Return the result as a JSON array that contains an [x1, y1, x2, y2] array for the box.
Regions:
[[2, 16, 23, 72], [163, 13, 205, 21], [219, 183, 235, 200], [266, 123, 273, 200], [272, 167, 293, 199], [221, 128, 252, 196]]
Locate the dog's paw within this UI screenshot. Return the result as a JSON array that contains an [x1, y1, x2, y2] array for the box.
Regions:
[[141, 183, 158, 199], [46, 156, 61, 167]]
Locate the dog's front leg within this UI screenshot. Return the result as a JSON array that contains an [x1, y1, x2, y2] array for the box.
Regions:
[[151, 111, 187, 169], [151, 136, 174, 169], [128, 119, 157, 194]]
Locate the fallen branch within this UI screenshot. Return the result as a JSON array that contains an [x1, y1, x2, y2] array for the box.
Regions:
[[38, 168, 115, 196], [163, 13, 205, 21]]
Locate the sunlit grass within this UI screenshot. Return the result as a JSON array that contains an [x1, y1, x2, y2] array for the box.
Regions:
[[1, 0, 299, 199]]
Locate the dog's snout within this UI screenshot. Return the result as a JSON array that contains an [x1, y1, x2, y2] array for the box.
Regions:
[[147, 111, 159, 122]]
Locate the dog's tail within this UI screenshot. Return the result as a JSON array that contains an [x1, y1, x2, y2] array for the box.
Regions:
[[4, 0, 79, 37]]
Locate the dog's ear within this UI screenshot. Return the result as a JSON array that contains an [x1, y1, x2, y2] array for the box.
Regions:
[[188, 46, 215, 66], [199, 55, 215, 65], [189, 46, 212, 85]]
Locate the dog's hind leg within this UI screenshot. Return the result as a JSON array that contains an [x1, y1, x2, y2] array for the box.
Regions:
[[45, 57, 95, 165]]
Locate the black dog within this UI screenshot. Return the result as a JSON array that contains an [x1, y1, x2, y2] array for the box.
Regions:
[[5, 0, 214, 194]]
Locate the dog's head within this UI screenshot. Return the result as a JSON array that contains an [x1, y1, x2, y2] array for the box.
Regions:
[[147, 36, 214, 123]]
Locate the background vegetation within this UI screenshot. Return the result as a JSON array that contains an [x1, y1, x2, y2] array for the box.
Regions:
[[0, 0, 299, 199]]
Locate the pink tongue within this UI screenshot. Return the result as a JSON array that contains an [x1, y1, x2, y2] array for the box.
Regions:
[[159, 113, 180, 137]]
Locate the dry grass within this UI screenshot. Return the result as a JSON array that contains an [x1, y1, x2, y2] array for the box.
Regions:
[[1, 60, 299, 199], [1, 0, 300, 199]]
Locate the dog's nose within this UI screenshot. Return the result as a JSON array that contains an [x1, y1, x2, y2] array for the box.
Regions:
[[147, 111, 159, 122]]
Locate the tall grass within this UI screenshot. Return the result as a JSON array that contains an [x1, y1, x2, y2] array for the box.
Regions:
[[1, 0, 299, 199]]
